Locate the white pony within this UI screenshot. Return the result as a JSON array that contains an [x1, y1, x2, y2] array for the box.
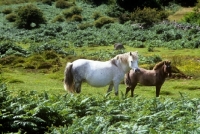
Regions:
[[64, 51, 140, 95]]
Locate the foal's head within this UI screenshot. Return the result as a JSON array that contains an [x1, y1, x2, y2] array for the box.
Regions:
[[163, 61, 172, 77], [153, 60, 172, 77]]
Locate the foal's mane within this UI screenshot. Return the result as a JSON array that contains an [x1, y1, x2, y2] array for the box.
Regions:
[[153, 61, 165, 70]]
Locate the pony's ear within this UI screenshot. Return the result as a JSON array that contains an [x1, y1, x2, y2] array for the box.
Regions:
[[129, 52, 132, 56], [169, 61, 171, 64]]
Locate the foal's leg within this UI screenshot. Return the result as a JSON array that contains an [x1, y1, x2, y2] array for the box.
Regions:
[[125, 87, 131, 96], [107, 84, 113, 93], [156, 85, 161, 97], [130, 84, 137, 97]]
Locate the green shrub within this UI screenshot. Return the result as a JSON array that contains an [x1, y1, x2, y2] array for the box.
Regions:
[[29, 43, 68, 55], [94, 16, 114, 28], [15, 4, 46, 29], [1, 7, 12, 14], [147, 45, 154, 52], [5, 13, 17, 22], [78, 23, 93, 30], [62, 6, 82, 18], [0, 55, 16, 65], [92, 12, 103, 20], [131, 7, 168, 27], [106, 4, 124, 18], [71, 14, 82, 22], [43, 51, 59, 60], [119, 13, 131, 24], [182, 7, 200, 25], [55, 0, 72, 9], [52, 15, 65, 23], [0, 41, 29, 57]]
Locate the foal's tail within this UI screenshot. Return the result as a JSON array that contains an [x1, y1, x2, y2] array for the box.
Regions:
[[64, 62, 75, 93]]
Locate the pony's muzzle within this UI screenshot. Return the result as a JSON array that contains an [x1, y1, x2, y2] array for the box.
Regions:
[[134, 68, 140, 73]]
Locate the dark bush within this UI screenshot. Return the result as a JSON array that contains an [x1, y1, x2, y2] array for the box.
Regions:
[[42, 0, 53, 5], [94, 16, 114, 28], [15, 4, 46, 29], [55, 0, 72, 9], [116, 0, 161, 12]]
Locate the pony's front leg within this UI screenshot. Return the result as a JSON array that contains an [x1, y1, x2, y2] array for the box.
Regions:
[[107, 84, 113, 93], [113, 84, 119, 96]]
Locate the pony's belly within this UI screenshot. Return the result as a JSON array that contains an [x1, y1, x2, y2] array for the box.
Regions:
[[87, 76, 112, 87], [86, 74, 113, 87]]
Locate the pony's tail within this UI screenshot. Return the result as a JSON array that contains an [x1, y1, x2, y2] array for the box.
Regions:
[[64, 62, 75, 93], [124, 71, 131, 86]]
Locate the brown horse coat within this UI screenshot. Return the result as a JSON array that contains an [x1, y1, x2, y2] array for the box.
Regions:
[[124, 61, 171, 97]]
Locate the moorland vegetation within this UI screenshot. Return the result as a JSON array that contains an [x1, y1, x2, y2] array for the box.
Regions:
[[0, 0, 200, 133]]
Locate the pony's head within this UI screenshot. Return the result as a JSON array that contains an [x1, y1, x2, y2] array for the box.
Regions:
[[128, 51, 140, 72], [164, 61, 172, 77], [114, 51, 140, 73]]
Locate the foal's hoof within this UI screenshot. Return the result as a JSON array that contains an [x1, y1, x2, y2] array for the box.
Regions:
[[76, 90, 81, 93]]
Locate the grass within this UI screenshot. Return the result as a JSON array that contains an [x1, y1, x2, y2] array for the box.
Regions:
[[168, 7, 194, 21], [2, 46, 200, 99]]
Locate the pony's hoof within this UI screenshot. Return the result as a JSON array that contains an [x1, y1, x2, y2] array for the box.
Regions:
[[115, 92, 118, 96]]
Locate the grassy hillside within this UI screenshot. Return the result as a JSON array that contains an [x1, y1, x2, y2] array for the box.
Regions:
[[168, 7, 194, 21]]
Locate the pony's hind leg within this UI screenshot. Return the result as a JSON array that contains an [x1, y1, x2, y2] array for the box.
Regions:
[[107, 84, 113, 93], [75, 82, 82, 93]]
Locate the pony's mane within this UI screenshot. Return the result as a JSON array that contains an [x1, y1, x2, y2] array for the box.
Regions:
[[153, 61, 166, 70], [110, 58, 117, 66], [113, 52, 138, 63]]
